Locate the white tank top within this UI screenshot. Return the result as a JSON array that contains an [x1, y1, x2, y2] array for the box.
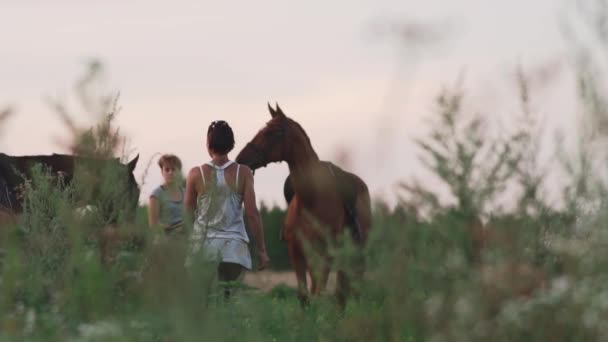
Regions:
[[191, 160, 249, 243]]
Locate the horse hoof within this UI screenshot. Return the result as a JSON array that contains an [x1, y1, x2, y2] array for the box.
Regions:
[[298, 294, 310, 308]]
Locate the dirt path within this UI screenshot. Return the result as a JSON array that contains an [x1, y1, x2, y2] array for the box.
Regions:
[[242, 270, 337, 292]]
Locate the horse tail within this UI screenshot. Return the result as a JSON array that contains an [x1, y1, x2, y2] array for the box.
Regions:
[[355, 181, 372, 244], [283, 175, 294, 205]]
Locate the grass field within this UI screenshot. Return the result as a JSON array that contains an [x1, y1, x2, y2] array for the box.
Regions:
[[4, 28, 608, 339]]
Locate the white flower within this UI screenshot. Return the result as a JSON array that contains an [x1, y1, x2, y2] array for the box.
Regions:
[[76, 320, 122, 340]]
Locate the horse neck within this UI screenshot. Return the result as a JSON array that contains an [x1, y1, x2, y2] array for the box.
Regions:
[[15, 154, 74, 170], [285, 140, 321, 201]]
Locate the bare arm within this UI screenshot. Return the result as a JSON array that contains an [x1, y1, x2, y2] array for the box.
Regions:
[[148, 196, 161, 229], [242, 166, 269, 269], [184, 167, 200, 227]]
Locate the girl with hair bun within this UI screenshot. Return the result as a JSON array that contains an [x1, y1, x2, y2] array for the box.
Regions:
[[185, 120, 269, 298]]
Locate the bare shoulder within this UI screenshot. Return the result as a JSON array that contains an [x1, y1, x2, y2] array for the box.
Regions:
[[187, 166, 208, 184], [235, 163, 252, 178], [238, 164, 253, 176], [187, 166, 200, 179]]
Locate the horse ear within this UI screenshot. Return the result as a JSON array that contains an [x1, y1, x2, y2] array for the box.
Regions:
[[127, 154, 139, 172], [268, 102, 277, 118], [275, 103, 286, 117]]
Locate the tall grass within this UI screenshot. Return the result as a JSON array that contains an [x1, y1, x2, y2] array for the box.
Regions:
[[5, 8, 608, 339]]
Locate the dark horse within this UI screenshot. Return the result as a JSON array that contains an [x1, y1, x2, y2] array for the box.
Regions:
[[0, 152, 140, 224], [236, 104, 371, 307]]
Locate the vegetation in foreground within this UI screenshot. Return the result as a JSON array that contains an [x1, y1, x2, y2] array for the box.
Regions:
[[4, 8, 608, 340]]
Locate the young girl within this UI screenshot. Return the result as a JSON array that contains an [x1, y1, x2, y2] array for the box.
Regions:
[[148, 154, 185, 234], [185, 120, 269, 297]]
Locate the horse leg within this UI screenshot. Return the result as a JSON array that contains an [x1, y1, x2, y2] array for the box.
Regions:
[[316, 262, 331, 296], [350, 188, 371, 298], [306, 242, 330, 296], [289, 241, 309, 307], [336, 270, 351, 311], [309, 269, 318, 295], [355, 185, 372, 244], [279, 224, 286, 242]]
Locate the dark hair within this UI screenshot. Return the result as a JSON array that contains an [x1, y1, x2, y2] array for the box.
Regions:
[[207, 120, 235, 154], [158, 154, 182, 170]]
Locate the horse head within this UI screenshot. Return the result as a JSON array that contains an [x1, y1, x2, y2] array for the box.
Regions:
[[72, 154, 140, 223], [236, 103, 315, 170]]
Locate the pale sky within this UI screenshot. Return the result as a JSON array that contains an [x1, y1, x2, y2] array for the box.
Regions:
[[0, 0, 590, 208]]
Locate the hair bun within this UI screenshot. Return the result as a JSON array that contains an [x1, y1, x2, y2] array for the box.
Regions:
[[207, 120, 235, 154]]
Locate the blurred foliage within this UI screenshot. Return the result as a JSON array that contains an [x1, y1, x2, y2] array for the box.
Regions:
[[4, 4, 608, 340]]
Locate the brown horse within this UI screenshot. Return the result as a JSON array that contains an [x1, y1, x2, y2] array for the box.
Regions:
[[236, 103, 371, 307]]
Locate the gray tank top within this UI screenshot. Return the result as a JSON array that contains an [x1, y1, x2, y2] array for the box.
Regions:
[[191, 160, 249, 243], [151, 185, 185, 226]]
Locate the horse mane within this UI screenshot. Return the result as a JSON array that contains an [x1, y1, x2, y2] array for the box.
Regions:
[[292, 120, 311, 145], [288, 119, 318, 159]]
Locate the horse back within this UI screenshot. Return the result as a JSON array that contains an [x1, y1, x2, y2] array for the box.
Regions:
[[318, 162, 372, 242]]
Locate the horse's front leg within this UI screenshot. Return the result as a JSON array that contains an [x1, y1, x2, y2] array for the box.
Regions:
[[288, 240, 309, 307], [309, 269, 318, 295], [311, 257, 331, 296], [336, 270, 351, 311]]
